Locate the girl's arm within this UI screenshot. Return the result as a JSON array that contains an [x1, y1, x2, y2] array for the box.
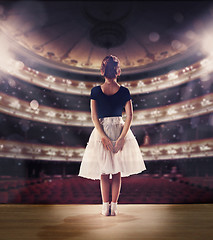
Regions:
[[91, 99, 113, 152], [114, 99, 133, 153]]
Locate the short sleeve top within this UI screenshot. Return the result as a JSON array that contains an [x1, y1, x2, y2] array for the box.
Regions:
[[90, 85, 131, 118]]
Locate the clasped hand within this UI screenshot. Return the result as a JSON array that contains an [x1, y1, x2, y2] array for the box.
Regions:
[[101, 135, 125, 153]]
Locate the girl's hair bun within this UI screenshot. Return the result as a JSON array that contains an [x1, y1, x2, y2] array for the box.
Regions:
[[101, 55, 121, 79]]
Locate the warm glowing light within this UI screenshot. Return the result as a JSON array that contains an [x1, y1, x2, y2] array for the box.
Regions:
[[46, 111, 56, 117], [181, 104, 195, 111], [199, 144, 211, 151], [0, 34, 13, 68], [199, 55, 213, 75], [30, 100, 39, 110], [77, 115, 87, 121], [151, 109, 161, 117], [167, 148, 177, 154], [137, 81, 145, 87], [171, 40, 182, 50], [136, 114, 145, 120], [167, 108, 177, 115], [46, 150, 56, 156], [15, 61, 25, 71], [78, 82, 86, 88], [168, 71, 178, 79], [201, 32, 213, 56], [9, 100, 21, 109], [45, 75, 55, 82], [0, 138, 212, 161], [66, 80, 72, 85], [200, 59, 208, 67], [201, 98, 211, 106], [151, 77, 161, 83]]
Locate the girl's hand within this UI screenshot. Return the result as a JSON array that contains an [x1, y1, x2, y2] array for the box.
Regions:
[[101, 135, 113, 152], [114, 137, 125, 153]]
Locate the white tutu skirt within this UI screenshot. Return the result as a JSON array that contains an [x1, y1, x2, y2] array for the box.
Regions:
[[78, 116, 146, 180]]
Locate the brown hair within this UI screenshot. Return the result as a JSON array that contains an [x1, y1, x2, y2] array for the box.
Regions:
[[101, 55, 121, 79]]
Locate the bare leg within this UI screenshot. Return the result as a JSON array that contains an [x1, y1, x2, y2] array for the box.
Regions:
[[100, 174, 110, 216], [111, 172, 121, 216], [111, 172, 121, 203], [100, 174, 110, 203]]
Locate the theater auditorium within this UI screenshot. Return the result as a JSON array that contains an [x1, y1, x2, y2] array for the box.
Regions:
[[0, 1, 212, 239]]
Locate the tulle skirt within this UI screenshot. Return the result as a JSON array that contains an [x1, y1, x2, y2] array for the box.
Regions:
[[78, 116, 146, 180]]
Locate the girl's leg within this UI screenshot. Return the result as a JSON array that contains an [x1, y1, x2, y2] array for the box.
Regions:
[[100, 174, 110, 202], [100, 174, 110, 216], [111, 172, 121, 203], [111, 172, 121, 216]]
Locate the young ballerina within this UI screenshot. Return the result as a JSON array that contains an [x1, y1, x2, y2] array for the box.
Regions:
[[78, 55, 146, 216]]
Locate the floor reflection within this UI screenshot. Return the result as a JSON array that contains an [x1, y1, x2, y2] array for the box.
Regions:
[[38, 213, 138, 240]]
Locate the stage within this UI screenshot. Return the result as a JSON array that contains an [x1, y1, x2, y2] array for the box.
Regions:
[[0, 204, 213, 240]]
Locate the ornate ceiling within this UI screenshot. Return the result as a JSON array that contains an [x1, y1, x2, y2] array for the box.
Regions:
[[0, 1, 212, 163], [0, 1, 212, 74]]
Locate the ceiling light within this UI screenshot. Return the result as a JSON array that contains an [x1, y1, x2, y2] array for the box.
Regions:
[[149, 32, 160, 42], [30, 100, 39, 110], [171, 40, 182, 50], [168, 71, 178, 79]]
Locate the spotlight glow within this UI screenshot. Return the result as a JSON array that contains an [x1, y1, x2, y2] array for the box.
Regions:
[[0, 34, 13, 68], [15, 61, 25, 71], [201, 32, 213, 56]]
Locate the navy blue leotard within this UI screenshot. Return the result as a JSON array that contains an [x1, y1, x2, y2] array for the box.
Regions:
[[90, 85, 131, 118]]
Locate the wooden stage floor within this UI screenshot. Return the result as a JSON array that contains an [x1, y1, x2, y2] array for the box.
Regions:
[[0, 204, 213, 240]]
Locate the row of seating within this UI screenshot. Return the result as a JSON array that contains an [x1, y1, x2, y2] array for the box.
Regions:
[[180, 176, 213, 189], [0, 175, 213, 204], [0, 178, 43, 191]]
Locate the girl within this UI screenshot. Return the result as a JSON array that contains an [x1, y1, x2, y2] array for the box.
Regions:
[[79, 55, 146, 216]]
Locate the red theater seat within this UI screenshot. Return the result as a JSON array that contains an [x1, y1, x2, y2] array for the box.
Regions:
[[0, 191, 8, 203], [1, 175, 213, 204]]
